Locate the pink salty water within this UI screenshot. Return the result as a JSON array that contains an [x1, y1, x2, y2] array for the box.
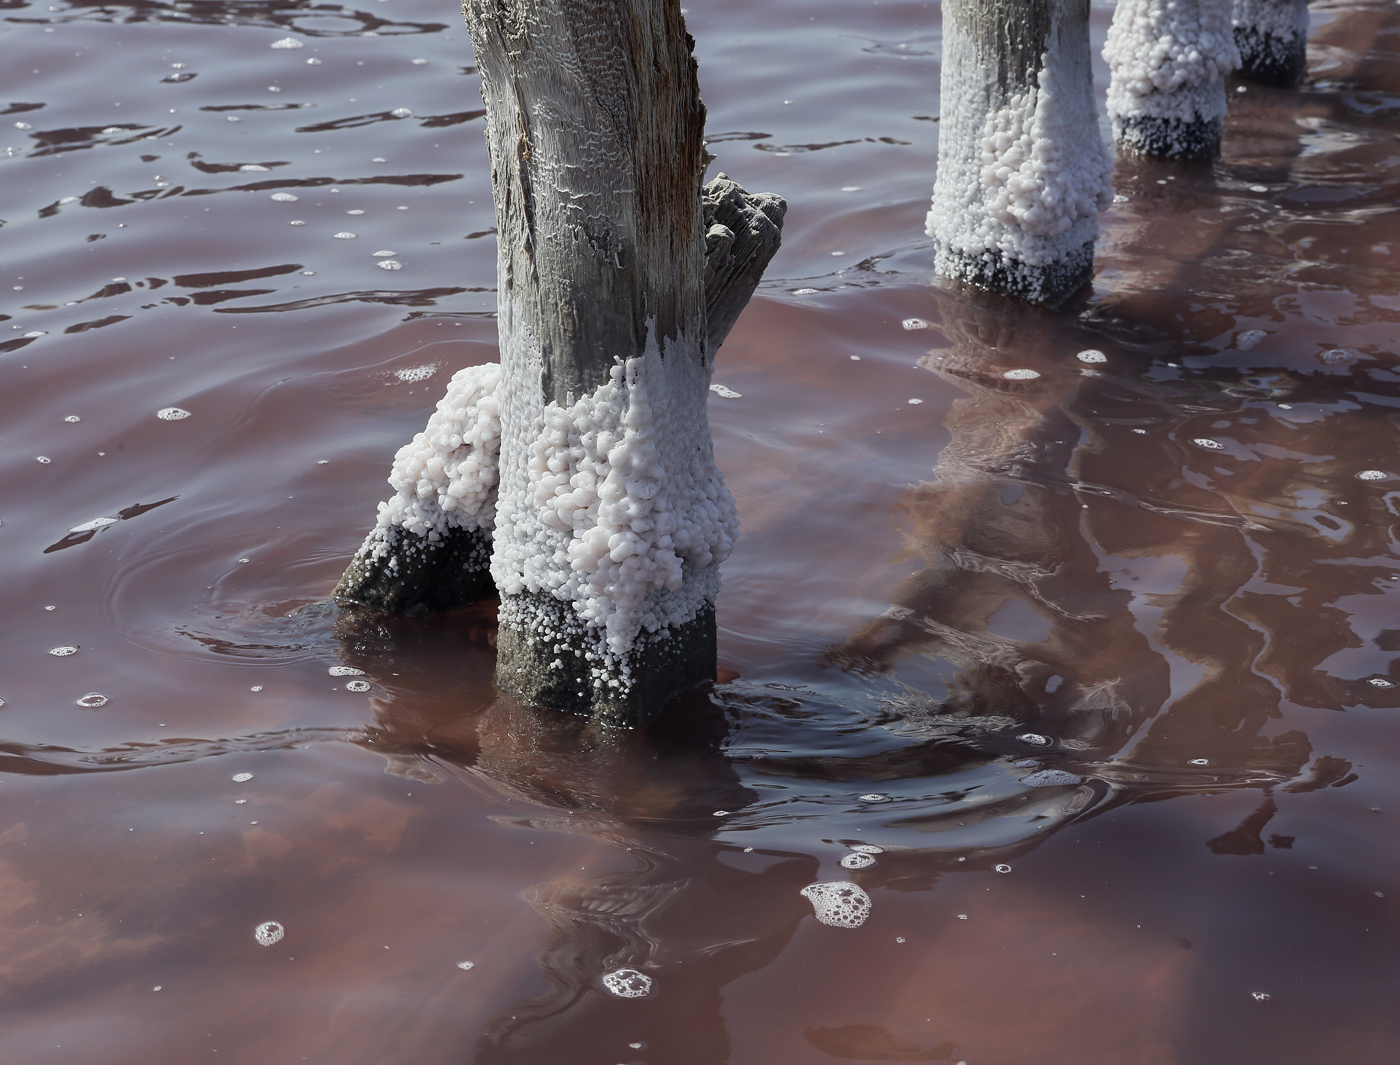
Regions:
[[2, 0, 1400, 1061]]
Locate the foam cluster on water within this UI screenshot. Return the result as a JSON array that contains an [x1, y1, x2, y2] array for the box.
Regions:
[[601, 968, 654, 998], [254, 920, 284, 946], [492, 333, 737, 667], [1104, 0, 1239, 151], [801, 882, 872, 928], [928, 11, 1113, 301]]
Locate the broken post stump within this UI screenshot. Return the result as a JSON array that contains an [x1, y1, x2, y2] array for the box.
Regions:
[[1232, 0, 1308, 87], [928, 0, 1113, 307], [1105, 0, 1239, 160], [332, 363, 501, 617]]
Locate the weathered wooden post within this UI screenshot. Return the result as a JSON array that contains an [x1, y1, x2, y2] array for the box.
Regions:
[[1104, 0, 1239, 160], [335, 0, 783, 727], [1232, 0, 1308, 86], [928, 0, 1114, 306]]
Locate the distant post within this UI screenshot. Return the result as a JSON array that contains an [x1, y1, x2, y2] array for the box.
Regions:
[[1232, 0, 1308, 86], [928, 0, 1113, 307], [1105, 0, 1239, 160]]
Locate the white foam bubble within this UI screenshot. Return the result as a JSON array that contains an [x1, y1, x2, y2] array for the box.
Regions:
[[840, 852, 876, 870], [254, 921, 285, 946], [49, 646, 79, 656], [412, 58, 428, 65], [1236, 329, 1268, 350], [1018, 733, 1051, 746], [333, 232, 357, 239], [64, 414, 80, 422], [841, 186, 862, 192], [1366, 677, 1395, 689], [601, 968, 654, 998], [859, 793, 891, 803], [376, 260, 402, 270], [76, 693, 108, 708], [994, 863, 1012, 874], [456, 960, 474, 970], [157, 407, 191, 420], [1248, 185, 1267, 193], [1188, 758, 1209, 766], [240, 164, 270, 172], [250, 686, 263, 692], [346, 209, 365, 216], [1251, 991, 1271, 1002], [793, 288, 818, 295], [233, 773, 254, 782], [907, 398, 923, 405], [1357, 470, 1388, 481], [801, 882, 872, 928], [390, 107, 414, 118], [1076, 349, 1106, 364], [395, 364, 437, 383], [902, 318, 929, 330], [328, 666, 365, 676], [345, 680, 371, 692], [270, 192, 298, 202], [270, 37, 303, 49], [1021, 769, 1083, 787], [36, 456, 51, 464], [1002, 369, 1041, 380], [27, 331, 49, 339], [709, 383, 741, 398], [849, 844, 883, 854], [69, 517, 117, 532], [1192, 437, 1224, 450]]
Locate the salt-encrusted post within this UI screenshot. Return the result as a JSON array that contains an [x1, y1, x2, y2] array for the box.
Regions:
[[1232, 0, 1308, 86], [927, 0, 1113, 307], [463, 0, 779, 727], [1105, 0, 1239, 160]]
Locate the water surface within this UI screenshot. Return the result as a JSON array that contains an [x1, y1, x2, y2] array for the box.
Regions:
[[2, 0, 1400, 1062]]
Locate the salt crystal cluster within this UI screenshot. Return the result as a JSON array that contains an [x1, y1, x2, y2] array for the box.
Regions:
[[1104, 0, 1239, 153], [492, 331, 738, 678], [365, 363, 502, 552]]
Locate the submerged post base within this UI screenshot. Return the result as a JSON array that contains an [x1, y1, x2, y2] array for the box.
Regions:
[[333, 525, 494, 617], [1235, 27, 1306, 86], [495, 592, 717, 728], [934, 240, 1094, 309], [1113, 115, 1223, 161]]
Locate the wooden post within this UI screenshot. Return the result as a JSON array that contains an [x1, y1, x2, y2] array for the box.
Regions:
[[1104, 0, 1239, 160], [459, 0, 781, 727], [1232, 0, 1308, 87], [928, 0, 1113, 307]]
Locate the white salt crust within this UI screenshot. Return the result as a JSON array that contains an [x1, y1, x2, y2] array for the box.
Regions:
[[1232, 0, 1308, 46], [801, 882, 872, 928], [928, 10, 1113, 295], [1104, 0, 1239, 130], [365, 362, 502, 553], [491, 319, 737, 666]]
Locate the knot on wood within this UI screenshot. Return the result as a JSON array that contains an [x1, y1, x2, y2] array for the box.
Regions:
[[701, 173, 786, 352]]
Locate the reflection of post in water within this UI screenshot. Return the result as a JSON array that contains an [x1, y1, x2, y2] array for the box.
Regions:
[[327, 615, 816, 1065], [836, 292, 1171, 754], [468, 702, 815, 1065], [829, 290, 1364, 827]]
